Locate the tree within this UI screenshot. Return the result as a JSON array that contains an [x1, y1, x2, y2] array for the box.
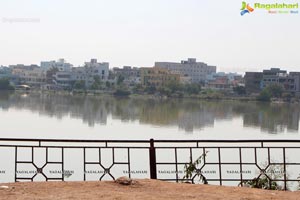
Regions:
[[46, 67, 59, 84], [117, 75, 125, 85], [144, 85, 156, 94], [184, 84, 201, 95], [0, 78, 14, 90], [233, 86, 246, 95], [158, 87, 171, 97], [90, 75, 102, 90], [257, 84, 284, 101], [105, 81, 111, 89], [73, 80, 86, 90], [257, 88, 271, 101], [166, 80, 182, 93], [113, 88, 131, 96], [267, 84, 283, 98]]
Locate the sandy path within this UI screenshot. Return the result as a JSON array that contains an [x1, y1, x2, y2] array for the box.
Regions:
[[0, 179, 300, 200]]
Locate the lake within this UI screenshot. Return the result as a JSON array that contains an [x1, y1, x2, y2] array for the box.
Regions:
[[1, 92, 300, 190], [0, 92, 299, 140]]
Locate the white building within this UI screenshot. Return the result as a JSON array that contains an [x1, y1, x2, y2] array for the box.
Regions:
[[155, 58, 216, 84], [10, 65, 47, 86], [41, 58, 72, 72], [83, 59, 109, 81], [53, 59, 109, 88]]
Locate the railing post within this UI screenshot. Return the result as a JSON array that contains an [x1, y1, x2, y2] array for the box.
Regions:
[[149, 139, 157, 179]]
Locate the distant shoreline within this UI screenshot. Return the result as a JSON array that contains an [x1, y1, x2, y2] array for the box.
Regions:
[[2, 89, 298, 104]]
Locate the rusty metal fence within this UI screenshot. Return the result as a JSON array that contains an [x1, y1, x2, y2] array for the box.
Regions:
[[0, 138, 300, 190]]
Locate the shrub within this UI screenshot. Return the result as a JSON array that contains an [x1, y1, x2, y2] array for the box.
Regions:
[[113, 88, 131, 96], [0, 78, 14, 90]]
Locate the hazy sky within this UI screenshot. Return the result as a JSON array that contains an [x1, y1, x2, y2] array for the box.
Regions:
[[0, 0, 299, 73]]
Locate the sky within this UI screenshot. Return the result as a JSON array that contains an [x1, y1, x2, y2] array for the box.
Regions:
[[0, 0, 299, 73]]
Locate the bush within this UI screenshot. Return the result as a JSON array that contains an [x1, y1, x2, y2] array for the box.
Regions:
[[241, 176, 279, 190], [113, 88, 131, 96], [233, 86, 246, 95], [184, 84, 201, 95], [257, 89, 271, 101], [0, 78, 14, 90], [257, 84, 284, 102], [183, 151, 208, 184], [73, 80, 86, 90]]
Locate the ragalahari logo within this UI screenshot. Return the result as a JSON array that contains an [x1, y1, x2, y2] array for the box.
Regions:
[[241, 2, 255, 15]]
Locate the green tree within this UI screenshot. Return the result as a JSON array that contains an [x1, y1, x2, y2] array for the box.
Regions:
[[46, 67, 59, 84], [90, 75, 102, 90], [257, 89, 271, 101], [144, 85, 156, 94], [267, 84, 283, 98], [0, 78, 14, 90], [73, 80, 86, 90], [184, 84, 201, 95], [113, 88, 131, 96], [166, 80, 182, 93], [117, 75, 125, 85], [257, 84, 284, 101], [158, 87, 172, 97], [233, 86, 246, 95]]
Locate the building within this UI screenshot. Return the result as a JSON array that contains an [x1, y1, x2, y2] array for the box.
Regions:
[[290, 72, 300, 96], [83, 59, 109, 81], [53, 71, 73, 88], [206, 72, 243, 90], [261, 68, 296, 92], [53, 59, 110, 88], [10, 64, 47, 87], [113, 66, 141, 85], [245, 68, 300, 95], [41, 59, 72, 72], [155, 58, 216, 84], [140, 67, 180, 87], [261, 68, 287, 88], [244, 72, 263, 94]]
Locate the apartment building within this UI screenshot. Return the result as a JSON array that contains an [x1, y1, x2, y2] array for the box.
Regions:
[[113, 66, 141, 85], [140, 67, 180, 87], [155, 58, 216, 84], [41, 58, 72, 72]]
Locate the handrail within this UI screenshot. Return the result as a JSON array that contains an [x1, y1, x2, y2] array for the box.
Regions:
[[0, 138, 300, 143]]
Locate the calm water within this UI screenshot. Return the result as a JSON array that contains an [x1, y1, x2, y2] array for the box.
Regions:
[[1, 92, 300, 189], [0, 92, 300, 140]]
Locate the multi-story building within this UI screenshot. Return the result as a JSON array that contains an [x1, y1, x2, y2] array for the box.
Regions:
[[10, 64, 47, 87], [113, 66, 141, 85], [83, 59, 109, 81], [53, 59, 109, 88], [206, 72, 243, 90], [245, 68, 300, 95], [53, 71, 73, 88], [41, 58, 72, 72], [261, 68, 299, 94], [290, 72, 300, 96], [140, 67, 180, 87], [244, 72, 263, 94], [261, 68, 289, 88], [155, 58, 216, 84]]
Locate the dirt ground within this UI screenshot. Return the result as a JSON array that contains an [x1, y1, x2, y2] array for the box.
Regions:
[[0, 179, 300, 200]]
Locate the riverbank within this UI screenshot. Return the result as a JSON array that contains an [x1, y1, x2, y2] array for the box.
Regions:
[[11, 89, 300, 104], [0, 179, 299, 200]]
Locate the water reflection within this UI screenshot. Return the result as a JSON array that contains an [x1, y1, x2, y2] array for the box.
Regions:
[[0, 92, 299, 134]]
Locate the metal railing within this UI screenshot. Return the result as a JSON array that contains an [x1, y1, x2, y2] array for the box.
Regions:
[[0, 138, 300, 190]]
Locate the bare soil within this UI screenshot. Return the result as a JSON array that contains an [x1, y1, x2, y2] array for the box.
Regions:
[[0, 179, 300, 200]]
